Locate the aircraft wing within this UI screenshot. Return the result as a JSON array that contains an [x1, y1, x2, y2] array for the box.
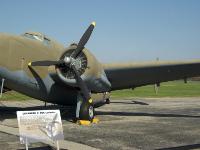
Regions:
[[103, 60, 200, 90]]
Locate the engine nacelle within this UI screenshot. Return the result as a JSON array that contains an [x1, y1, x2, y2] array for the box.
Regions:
[[55, 44, 111, 92]]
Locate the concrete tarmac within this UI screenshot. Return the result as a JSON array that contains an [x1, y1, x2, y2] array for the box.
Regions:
[[0, 97, 199, 150]]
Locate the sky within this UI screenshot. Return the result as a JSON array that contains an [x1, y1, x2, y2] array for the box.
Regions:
[[0, 0, 200, 63]]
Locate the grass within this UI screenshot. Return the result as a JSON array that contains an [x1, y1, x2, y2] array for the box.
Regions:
[[0, 81, 200, 101], [111, 81, 200, 99], [0, 91, 32, 101]]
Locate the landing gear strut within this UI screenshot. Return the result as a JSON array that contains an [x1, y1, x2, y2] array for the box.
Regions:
[[79, 102, 94, 121], [76, 94, 95, 121]]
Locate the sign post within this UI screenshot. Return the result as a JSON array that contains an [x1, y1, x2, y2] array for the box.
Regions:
[[17, 110, 64, 149], [0, 78, 5, 98], [56, 140, 59, 150], [25, 137, 28, 150]]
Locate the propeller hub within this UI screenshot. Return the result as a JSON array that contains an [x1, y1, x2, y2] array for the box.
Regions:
[[70, 58, 82, 70], [63, 56, 71, 64], [58, 48, 88, 79]]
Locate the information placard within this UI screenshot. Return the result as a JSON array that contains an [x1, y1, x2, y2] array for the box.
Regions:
[[17, 110, 64, 144]]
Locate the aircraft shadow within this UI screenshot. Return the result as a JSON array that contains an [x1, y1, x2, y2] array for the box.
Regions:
[[96, 111, 200, 118], [1, 105, 199, 122], [0, 105, 76, 122], [156, 143, 200, 150], [18, 146, 55, 150], [110, 100, 149, 105]]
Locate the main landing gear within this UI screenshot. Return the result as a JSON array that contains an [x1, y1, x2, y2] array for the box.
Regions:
[[76, 94, 96, 124], [79, 101, 94, 121]]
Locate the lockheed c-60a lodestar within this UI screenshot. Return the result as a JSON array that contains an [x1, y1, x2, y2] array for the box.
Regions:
[[0, 22, 200, 121]]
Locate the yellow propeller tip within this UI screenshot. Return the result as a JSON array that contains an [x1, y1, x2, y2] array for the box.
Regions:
[[88, 98, 93, 104], [91, 21, 96, 27], [28, 62, 32, 66]]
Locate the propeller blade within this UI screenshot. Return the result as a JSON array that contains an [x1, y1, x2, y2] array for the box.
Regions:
[[71, 65, 91, 101], [71, 22, 96, 58], [29, 60, 64, 66]]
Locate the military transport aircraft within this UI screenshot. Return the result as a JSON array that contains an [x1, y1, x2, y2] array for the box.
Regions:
[[0, 22, 200, 121]]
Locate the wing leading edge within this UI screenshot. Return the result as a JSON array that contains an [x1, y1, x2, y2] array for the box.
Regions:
[[103, 60, 200, 91]]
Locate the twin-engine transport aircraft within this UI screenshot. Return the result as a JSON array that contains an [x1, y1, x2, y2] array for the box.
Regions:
[[0, 22, 200, 121]]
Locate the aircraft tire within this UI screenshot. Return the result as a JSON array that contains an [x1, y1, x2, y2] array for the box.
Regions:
[[79, 102, 94, 121]]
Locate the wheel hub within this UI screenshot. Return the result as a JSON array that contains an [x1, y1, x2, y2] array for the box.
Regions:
[[88, 106, 94, 118]]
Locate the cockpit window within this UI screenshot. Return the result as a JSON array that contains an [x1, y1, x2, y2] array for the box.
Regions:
[[23, 33, 35, 40], [22, 32, 51, 46], [43, 37, 51, 46], [23, 33, 43, 41], [33, 35, 43, 41]]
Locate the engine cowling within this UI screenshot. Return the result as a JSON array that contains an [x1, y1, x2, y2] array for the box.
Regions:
[[55, 44, 111, 92]]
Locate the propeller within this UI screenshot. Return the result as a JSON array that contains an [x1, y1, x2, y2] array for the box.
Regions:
[[71, 65, 91, 101], [28, 22, 96, 104], [29, 21, 96, 67], [29, 60, 64, 66], [70, 22, 96, 58]]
